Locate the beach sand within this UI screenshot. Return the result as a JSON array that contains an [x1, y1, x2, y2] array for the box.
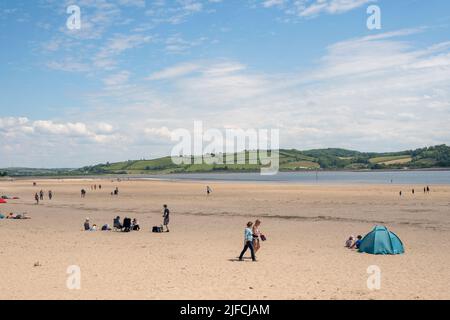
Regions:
[[0, 178, 449, 300]]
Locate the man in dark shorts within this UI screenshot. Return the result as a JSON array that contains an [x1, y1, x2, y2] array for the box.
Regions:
[[163, 204, 170, 232]]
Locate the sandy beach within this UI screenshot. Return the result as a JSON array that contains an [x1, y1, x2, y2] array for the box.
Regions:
[[0, 178, 449, 300]]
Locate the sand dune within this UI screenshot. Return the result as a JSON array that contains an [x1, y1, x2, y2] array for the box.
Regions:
[[0, 179, 449, 300]]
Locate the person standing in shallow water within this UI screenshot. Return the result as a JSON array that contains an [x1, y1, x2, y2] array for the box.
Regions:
[[162, 204, 170, 232], [239, 221, 256, 262]]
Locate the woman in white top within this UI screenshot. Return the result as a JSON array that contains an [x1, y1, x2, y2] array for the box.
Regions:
[[252, 219, 262, 253]]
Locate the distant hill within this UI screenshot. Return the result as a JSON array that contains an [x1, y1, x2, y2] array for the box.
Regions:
[[2, 144, 450, 177]]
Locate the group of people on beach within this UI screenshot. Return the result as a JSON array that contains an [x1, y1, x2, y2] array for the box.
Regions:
[[34, 190, 53, 204], [0, 212, 30, 220], [238, 219, 265, 262], [399, 185, 431, 197], [84, 216, 140, 232], [82, 204, 170, 233]]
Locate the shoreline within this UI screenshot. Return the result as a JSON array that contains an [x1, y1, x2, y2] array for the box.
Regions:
[[2, 169, 449, 186]]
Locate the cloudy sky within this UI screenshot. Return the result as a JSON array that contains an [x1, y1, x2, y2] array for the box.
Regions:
[[1, 0, 450, 168]]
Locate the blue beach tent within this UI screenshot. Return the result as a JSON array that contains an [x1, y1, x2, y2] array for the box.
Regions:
[[358, 226, 405, 255]]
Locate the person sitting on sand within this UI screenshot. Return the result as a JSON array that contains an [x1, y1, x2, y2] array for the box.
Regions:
[[113, 216, 122, 230], [238, 221, 256, 262], [345, 235, 355, 248], [162, 204, 170, 232], [90, 224, 97, 231], [351, 235, 363, 249], [132, 218, 140, 231], [84, 218, 90, 231], [123, 217, 132, 232], [101, 224, 111, 231]]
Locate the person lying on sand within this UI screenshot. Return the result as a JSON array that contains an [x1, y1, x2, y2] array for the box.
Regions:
[[5, 213, 30, 219], [350, 235, 363, 249]]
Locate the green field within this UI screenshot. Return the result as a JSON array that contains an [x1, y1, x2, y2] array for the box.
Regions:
[[2, 145, 450, 176]]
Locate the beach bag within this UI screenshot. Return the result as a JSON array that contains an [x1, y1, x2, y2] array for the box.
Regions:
[[152, 226, 162, 233]]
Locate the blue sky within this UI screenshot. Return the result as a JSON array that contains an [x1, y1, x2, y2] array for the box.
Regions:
[[1, 0, 450, 167]]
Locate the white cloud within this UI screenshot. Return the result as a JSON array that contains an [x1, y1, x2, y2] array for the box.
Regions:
[[263, 0, 375, 18], [147, 63, 201, 80], [103, 71, 131, 86]]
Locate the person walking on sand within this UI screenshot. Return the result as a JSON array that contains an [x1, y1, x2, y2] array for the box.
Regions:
[[34, 192, 39, 205], [239, 221, 256, 262], [162, 204, 170, 232], [252, 219, 262, 253], [48, 190, 53, 200], [206, 185, 212, 196], [81, 189, 86, 198], [39, 190, 44, 201]]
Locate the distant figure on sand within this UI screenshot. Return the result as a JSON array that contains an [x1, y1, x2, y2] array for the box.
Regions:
[[132, 218, 140, 231], [399, 191, 402, 197], [48, 190, 53, 200], [39, 190, 44, 201], [252, 219, 263, 253], [412, 189, 415, 195], [206, 186, 212, 196], [427, 186, 430, 193], [34, 193, 39, 205], [123, 217, 132, 232], [239, 221, 256, 262], [81, 189, 86, 198], [113, 216, 122, 231], [84, 218, 90, 231], [350, 235, 363, 249], [345, 235, 355, 248], [163, 204, 170, 232]]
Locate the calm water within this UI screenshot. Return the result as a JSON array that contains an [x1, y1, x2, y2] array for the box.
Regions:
[[133, 170, 450, 185]]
